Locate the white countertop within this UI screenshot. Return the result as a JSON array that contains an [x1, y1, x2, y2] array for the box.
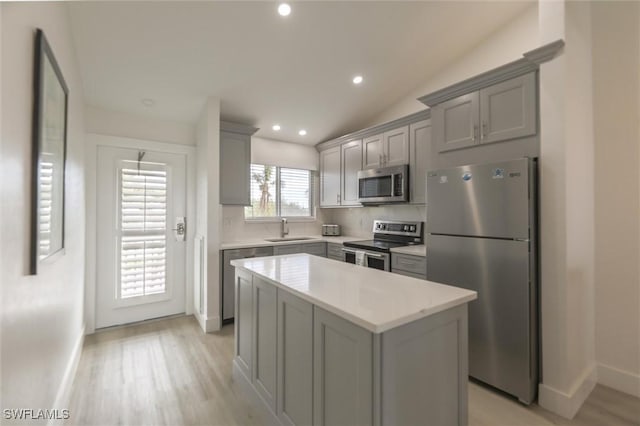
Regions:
[[390, 244, 426, 257], [220, 235, 364, 250], [231, 254, 476, 334]]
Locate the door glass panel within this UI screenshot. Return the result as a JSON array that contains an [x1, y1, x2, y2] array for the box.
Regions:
[[118, 165, 168, 299], [359, 176, 392, 198]]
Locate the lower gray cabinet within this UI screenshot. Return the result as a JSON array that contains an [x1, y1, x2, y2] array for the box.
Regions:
[[313, 307, 372, 426], [277, 290, 313, 426], [301, 242, 327, 257], [253, 277, 277, 411], [327, 243, 344, 261], [391, 253, 427, 279], [235, 269, 253, 379], [273, 244, 302, 255]]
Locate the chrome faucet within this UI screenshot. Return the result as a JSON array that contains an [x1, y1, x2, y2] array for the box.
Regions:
[[280, 217, 289, 238]]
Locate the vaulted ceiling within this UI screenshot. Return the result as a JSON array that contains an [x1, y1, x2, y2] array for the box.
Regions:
[[68, 1, 533, 145]]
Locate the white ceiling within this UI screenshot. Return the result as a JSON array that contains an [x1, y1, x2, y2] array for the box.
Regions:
[[68, 1, 533, 145]]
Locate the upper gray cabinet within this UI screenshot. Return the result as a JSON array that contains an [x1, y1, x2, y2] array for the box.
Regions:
[[340, 140, 362, 206], [362, 126, 409, 169], [431, 72, 537, 153], [432, 93, 480, 153], [409, 119, 431, 204], [220, 121, 259, 205], [479, 72, 536, 144], [319, 146, 341, 207], [319, 140, 362, 208]]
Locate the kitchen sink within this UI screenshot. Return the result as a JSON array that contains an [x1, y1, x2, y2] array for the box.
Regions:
[[264, 236, 316, 242]]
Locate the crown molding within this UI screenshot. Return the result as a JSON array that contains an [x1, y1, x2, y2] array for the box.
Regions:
[[316, 109, 430, 152], [418, 39, 564, 107]]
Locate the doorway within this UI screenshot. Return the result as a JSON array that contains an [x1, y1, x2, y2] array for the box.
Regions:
[[95, 146, 187, 328]]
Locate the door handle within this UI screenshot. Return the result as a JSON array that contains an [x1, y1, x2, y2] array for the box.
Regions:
[[481, 122, 487, 140], [341, 248, 357, 254], [172, 217, 187, 241], [365, 252, 385, 259]]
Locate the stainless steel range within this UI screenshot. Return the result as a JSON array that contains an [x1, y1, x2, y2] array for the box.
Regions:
[[342, 220, 423, 271]]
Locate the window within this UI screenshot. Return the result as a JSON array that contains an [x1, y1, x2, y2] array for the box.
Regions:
[[119, 165, 168, 299], [245, 164, 314, 219]]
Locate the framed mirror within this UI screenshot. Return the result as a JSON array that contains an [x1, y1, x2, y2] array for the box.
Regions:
[[30, 29, 68, 274]]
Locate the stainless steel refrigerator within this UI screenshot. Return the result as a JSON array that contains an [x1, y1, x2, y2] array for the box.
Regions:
[[426, 157, 538, 404]]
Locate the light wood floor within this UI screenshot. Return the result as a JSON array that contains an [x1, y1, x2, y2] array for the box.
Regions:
[[67, 315, 640, 426]]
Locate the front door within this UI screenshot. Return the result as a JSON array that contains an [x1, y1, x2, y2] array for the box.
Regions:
[[96, 146, 187, 328]]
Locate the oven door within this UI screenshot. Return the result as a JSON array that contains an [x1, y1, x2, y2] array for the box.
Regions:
[[342, 248, 390, 271]]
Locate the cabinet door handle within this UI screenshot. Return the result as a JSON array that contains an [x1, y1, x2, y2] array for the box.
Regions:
[[481, 122, 487, 140], [473, 125, 478, 142]]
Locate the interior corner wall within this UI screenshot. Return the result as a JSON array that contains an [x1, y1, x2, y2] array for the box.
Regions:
[[592, 1, 640, 398], [364, 3, 539, 126], [538, 0, 597, 418], [84, 105, 196, 146], [1, 1, 86, 413], [195, 97, 221, 332]]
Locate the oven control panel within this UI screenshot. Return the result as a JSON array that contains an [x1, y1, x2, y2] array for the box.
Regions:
[[372, 220, 423, 238]]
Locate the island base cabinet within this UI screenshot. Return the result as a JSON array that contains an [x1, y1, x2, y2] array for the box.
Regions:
[[277, 291, 313, 426], [313, 307, 372, 426], [234, 269, 253, 379], [253, 278, 278, 412], [380, 304, 468, 426]]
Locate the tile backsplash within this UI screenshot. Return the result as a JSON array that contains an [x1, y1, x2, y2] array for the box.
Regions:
[[323, 205, 426, 238], [222, 206, 327, 242]]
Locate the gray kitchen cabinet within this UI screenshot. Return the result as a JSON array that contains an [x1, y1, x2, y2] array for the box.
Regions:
[[409, 119, 431, 204], [383, 125, 409, 167], [273, 244, 303, 256], [326, 243, 344, 261], [479, 72, 536, 144], [340, 140, 362, 206], [362, 133, 383, 169], [220, 122, 258, 205], [274, 242, 327, 257], [433, 72, 537, 153], [433, 92, 480, 153], [301, 242, 327, 257], [362, 126, 409, 169], [313, 307, 372, 426], [223, 246, 274, 321], [319, 146, 341, 207], [391, 253, 427, 278], [277, 290, 313, 426], [252, 277, 278, 412], [234, 269, 253, 379]]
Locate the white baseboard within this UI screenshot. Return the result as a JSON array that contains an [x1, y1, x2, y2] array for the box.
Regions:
[[49, 325, 85, 426], [194, 311, 221, 333], [597, 362, 640, 398], [538, 363, 597, 419]]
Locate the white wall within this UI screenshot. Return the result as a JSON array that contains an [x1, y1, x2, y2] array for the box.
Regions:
[[85, 105, 195, 146], [364, 4, 539, 126], [592, 1, 640, 398], [537, 0, 597, 418], [194, 97, 222, 332], [324, 205, 425, 239], [252, 136, 318, 171], [1, 1, 86, 415]]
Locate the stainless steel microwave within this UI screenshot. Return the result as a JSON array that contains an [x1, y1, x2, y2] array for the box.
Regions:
[[357, 164, 409, 204]]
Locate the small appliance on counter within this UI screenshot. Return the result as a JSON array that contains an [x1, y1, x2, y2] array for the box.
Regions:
[[342, 220, 423, 271], [322, 224, 341, 236]]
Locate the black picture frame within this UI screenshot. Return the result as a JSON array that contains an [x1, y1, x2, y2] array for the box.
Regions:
[[30, 29, 69, 275]]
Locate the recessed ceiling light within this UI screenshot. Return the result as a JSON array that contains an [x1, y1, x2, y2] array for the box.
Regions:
[[141, 98, 156, 107], [278, 3, 291, 17], [353, 75, 363, 85], [272, 124, 281, 131], [298, 129, 307, 136]]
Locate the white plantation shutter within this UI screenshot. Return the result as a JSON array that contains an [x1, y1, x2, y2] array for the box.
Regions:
[[38, 161, 53, 257], [280, 167, 311, 216], [119, 166, 168, 299]]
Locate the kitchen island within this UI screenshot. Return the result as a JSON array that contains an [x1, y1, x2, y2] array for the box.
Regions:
[[231, 254, 477, 426]]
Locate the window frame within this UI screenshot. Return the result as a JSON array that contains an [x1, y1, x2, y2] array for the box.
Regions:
[[244, 163, 316, 222]]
